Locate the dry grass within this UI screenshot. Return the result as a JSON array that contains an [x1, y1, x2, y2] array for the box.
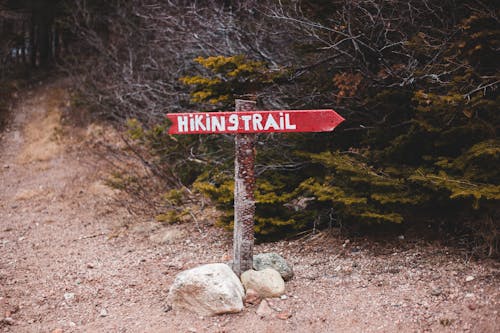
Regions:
[[17, 88, 66, 164]]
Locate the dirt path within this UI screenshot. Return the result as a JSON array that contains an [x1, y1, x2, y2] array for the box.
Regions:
[[0, 80, 499, 333]]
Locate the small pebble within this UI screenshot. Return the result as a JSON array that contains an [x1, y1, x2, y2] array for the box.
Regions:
[[351, 247, 361, 253], [431, 288, 443, 296], [244, 289, 261, 305], [256, 299, 274, 317], [64, 293, 75, 301], [99, 308, 108, 317], [465, 276, 475, 282], [467, 303, 477, 311], [276, 311, 292, 320], [2, 317, 14, 325]]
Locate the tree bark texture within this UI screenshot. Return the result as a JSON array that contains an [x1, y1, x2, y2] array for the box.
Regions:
[[37, 12, 51, 67], [232, 99, 256, 276]]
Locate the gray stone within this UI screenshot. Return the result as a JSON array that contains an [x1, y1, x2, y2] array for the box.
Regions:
[[241, 268, 285, 298], [253, 252, 294, 281], [1, 317, 14, 325], [256, 299, 274, 317], [465, 275, 475, 282], [167, 263, 244, 316], [99, 308, 108, 317], [430, 288, 443, 296], [63, 292, 75, 301]]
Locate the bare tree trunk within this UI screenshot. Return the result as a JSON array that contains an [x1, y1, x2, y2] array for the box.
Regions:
[[37, 14, 51, 67], [53, 23, 59, 60], [29, 15, 36, 67], [21, 20, 26, 64], [232, 99, 256, 276]]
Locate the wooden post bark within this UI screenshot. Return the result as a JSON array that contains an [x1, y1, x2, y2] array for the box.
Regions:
[[232, 99, 256, 276]]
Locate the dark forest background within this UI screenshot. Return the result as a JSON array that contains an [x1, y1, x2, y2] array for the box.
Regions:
[[1, 0, 498, 256]]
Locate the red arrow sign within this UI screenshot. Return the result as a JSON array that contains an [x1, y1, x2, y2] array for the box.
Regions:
[[167, 109, 344, 134]]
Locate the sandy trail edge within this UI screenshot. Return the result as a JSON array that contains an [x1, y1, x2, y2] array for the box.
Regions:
[[0, 80, 499, 333]]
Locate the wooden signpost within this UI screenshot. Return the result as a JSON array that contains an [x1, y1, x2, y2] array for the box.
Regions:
[[167, 100, 344, 276]]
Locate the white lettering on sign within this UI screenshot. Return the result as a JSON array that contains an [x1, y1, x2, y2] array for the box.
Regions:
[[176, 112, 297, 133], [212, 116, 225, 132], [241, 115, 252, 131], [194, 114, 205, 131], [253, 113, 263, 131], [285, 113, 296, 130], [263, 114, 278, 130], [228, 114, 239, 131], [178, 115, 189, 132]]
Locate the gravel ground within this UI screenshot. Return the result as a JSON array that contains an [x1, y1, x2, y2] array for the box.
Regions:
[[0, 80, 498, 333]]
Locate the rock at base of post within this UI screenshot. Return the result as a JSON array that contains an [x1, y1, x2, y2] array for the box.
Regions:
[[167, 263, 245, 316], [253, 252, 294, 281], [241, 268, 285, 298]]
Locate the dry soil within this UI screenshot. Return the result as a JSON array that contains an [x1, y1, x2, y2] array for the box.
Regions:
[[0, 80, 499, 333]]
